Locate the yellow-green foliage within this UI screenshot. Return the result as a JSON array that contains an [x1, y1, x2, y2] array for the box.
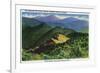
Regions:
[[51, 34, 70, 44]]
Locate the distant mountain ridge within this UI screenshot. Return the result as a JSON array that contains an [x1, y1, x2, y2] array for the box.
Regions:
[[35, 15, 60, 23], [22, 15, 88, 33]]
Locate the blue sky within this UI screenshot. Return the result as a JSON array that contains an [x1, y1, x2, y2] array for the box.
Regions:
[[21, 9, 89, 21]]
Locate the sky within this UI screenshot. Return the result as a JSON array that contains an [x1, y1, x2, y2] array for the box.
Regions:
[[21, 9, 89, 21]]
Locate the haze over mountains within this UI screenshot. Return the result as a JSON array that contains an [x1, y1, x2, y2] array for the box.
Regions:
[[22, 15, 88, 33]]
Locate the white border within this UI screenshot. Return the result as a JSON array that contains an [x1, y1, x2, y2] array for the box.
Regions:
[[11, 4, 95, 73]]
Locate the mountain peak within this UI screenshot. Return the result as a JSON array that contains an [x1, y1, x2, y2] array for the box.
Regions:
[[45, 15, 59, 19], [34, 15, 60, 22], [61, 17, 80, 22]]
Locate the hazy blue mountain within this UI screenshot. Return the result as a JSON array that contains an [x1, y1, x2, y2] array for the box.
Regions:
[[22, 15, 88, 32], [60, 19, 88, 31], [59, 17, 80, 23], [34, 15, 60, 23], [34, 16, 88, 31]]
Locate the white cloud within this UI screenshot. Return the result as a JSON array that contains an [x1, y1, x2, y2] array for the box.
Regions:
[[55, 15, 70, 19], [74, 16, 88, 21]]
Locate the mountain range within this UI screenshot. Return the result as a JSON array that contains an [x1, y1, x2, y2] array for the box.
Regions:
[[22, 15, 88, 32]]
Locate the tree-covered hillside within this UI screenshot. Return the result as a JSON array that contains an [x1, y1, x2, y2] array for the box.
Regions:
[[22, 24, 88, 61]]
